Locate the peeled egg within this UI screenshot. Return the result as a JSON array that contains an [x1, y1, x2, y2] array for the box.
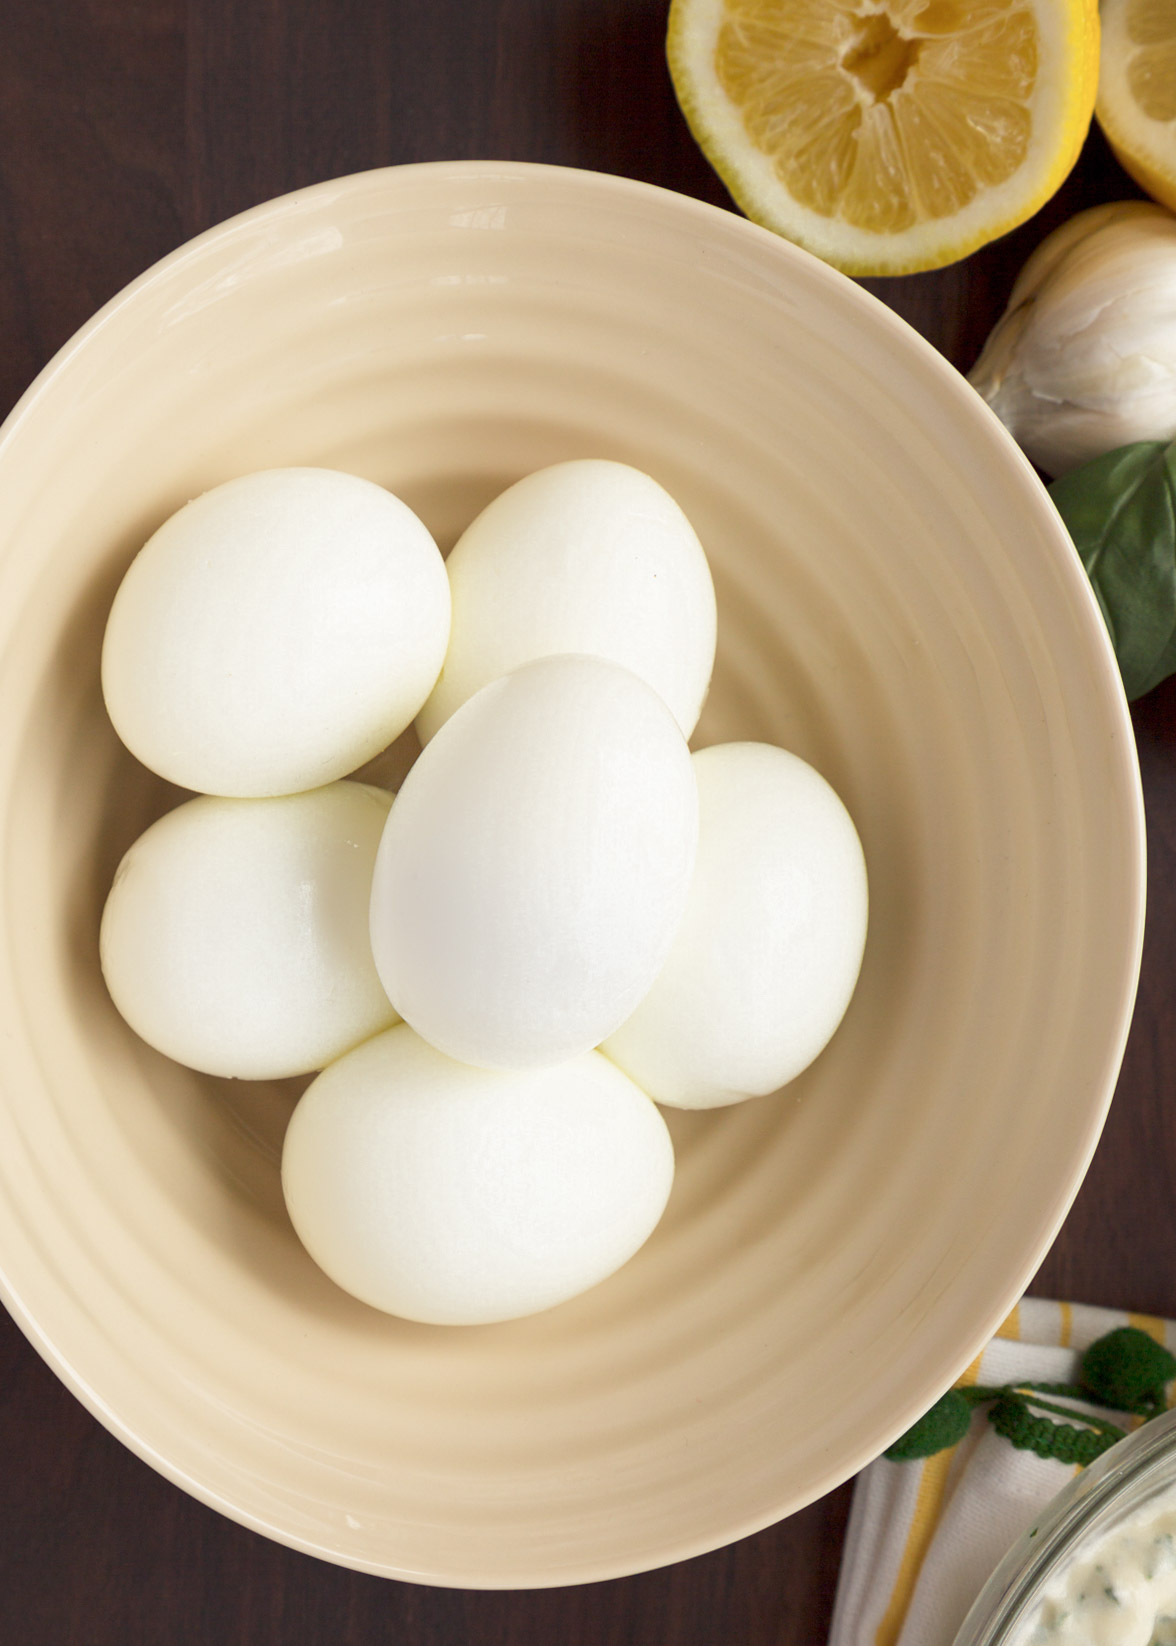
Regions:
[[100, 782, 398, 1079], [602, 742, 867, 1108], [370, 654, 699, 1070], [101, 468, 450, 796], [281, 1024, 674, 1325], [416, 459, 717, 743]]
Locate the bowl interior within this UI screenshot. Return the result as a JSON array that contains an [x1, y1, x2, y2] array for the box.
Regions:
[[0, 162, 1144, 1586]]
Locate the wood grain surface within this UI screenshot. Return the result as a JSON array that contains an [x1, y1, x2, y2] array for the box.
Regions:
[[0, 3, 1169, 1642]]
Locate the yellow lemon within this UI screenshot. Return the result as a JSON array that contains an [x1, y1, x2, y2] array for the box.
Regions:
[[667, 0, 1100, 276], [1097, 0, 1176, 212]]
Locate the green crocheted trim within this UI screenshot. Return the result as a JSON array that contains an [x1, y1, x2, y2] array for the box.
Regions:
[[1082, 1327, 1176, 1416], [884, 1327, 1176, 1465]]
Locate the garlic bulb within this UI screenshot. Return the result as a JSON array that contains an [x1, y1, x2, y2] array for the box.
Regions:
[[968, 202, 1176, 478]]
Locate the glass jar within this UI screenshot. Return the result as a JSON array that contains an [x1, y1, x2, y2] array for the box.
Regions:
[[954, 1407, 1176, 1644]]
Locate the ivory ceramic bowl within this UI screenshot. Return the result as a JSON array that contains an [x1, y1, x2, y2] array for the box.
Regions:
[[0, 162, 1144, 1587]]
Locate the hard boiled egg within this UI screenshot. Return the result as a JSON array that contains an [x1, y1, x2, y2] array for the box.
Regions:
[[370, 654, 699, 1070], [102, 468, 450, 796], [602, 742, 867, 1108], [281, 1024, 674, 1325], [100, 782, 398, 1079], [416, 459, 717, 743]]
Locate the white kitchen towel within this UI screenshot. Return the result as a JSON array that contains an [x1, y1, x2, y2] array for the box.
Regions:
[[827, 1300, 1176, 1646]]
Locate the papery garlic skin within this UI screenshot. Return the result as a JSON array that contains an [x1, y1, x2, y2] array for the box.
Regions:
[[968, 202, 1176, 478]]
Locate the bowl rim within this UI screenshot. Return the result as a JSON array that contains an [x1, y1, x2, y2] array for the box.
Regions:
[[0, 159, 1148, 1586]]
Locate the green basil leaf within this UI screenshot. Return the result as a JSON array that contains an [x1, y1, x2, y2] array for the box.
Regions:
[[1049, 439, 1176, 701]]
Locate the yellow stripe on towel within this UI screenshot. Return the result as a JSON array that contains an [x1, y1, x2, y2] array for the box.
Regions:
[[996, 1304, 1021, 1341], [873, 1351, 984, 1646], [1129, 1311, 1165, 1342]]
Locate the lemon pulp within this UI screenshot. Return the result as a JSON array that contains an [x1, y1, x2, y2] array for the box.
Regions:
[[715, 1, 1036, 233], [1123, 0, 1176, 123]]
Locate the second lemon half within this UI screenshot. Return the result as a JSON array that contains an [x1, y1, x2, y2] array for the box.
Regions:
[[668, 0, 1100, 276], [1097, 0, 1176, 213]]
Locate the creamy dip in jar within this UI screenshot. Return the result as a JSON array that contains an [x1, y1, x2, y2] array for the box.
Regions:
[[1007, 1484, 1176, 1644], [955, 1414, 1176, 1646]]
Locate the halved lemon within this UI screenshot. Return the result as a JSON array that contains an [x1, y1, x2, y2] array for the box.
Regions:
[[1097, 0, 1176, 212], [667, 0, 1100, 276]]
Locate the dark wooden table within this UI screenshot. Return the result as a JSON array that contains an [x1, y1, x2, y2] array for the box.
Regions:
[[0, 3, 1171, 1642]]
